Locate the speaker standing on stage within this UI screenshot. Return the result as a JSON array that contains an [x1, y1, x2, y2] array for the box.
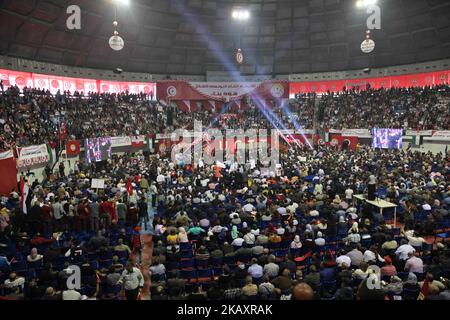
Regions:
[[368, 174, 377, 201]]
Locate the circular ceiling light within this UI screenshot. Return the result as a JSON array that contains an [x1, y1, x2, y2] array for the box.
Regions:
[[361, 38, 375, 53], [109, 34, 125, 51], [231, 8, 250, 21]]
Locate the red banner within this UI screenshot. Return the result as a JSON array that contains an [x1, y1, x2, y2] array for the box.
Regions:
[[289, 70, 450, 95], [157, 139, 177, 156], [0, 68, 156, 95], [290, 70, 450, 94], [176, 100, 200, 112], [66, 140, 81, 156], [0, 151, 17, 196]]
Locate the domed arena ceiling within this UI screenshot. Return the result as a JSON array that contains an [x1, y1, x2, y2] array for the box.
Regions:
[[0, 0, 449, 75]]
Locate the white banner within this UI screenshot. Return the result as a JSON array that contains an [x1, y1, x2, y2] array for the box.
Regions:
[[190, 82, 259, 99], [341, 129, 371, 136], [432, 131, 450, 138], [0, 150, 14, 160], [16, 144, 49, 168], [406, 130, 433, 136], [110, 136, 132, 148]]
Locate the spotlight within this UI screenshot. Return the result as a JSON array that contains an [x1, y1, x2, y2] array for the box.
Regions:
[[231, 8, 250, 21], [356, 0, 377, 8], [113, 68, 123, 74], [113, 0, 130, 6]]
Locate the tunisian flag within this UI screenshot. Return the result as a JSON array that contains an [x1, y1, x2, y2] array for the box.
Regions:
[[0, 150, 17, 196], [131, 135, 145, 148], [418, 277, 429, 300], [66, 140, 81, 156]]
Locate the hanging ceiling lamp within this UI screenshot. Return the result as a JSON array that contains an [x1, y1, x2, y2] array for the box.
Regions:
[[109, 4, 125, 51]]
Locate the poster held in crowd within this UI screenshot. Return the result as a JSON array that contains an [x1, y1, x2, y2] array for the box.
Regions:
[[91, 178, 105, 189]]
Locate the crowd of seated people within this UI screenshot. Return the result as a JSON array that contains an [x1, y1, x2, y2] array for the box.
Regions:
[[316, 85, 450, 130], [0, 85, 160, 152], [2, 83, 449, 153], [0, 141, 449, 300]]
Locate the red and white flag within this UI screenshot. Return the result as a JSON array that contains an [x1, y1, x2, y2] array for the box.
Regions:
[[131, 135, 146, 148], [126, 178, 133, 195], [66, 140, 81, 156], [20, 177, 29, 214], [58, 121, 68, 141]]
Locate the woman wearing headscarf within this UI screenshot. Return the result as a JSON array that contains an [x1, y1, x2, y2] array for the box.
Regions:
[[338, 215, 347, 231], [27, 248, 43, 263], [346, 222, 361, 244], [231, 225, 239, 240], [402, 273, 420, 300], [314, 231, 326, 246], [303, 224, 314, 239], [348, 222, 359, 234], [384, 275, 403, 296], [291, 235, 303, 249]]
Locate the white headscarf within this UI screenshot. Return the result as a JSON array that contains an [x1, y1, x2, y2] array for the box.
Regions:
[[291, 235, 302, 249]]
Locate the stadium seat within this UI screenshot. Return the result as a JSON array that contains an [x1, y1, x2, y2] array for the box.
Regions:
[[223, 255, 236, 265], [195, 258, 209, 269], [197, 268, 213, 280], [210, 257, 223, 266], [99, 259, 113, 269], [179, 242, 192, 251], [180, 250, 193, 259], [114, 250, 129, 260], [402, 288, 420, 300], [27, 260, 43, 270], [180, 269, 197, 282], [180, 259, 195, 269], [213, 267, 223, 277], [11, 260, 27, 271]]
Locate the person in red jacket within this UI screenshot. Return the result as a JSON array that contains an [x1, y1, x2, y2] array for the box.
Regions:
[[127, 203, 139, 228], [76, 199, 89, 232], [40, 201, 53, 235], [99, 198, 116, 229], [130, 226, 142, 263]]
